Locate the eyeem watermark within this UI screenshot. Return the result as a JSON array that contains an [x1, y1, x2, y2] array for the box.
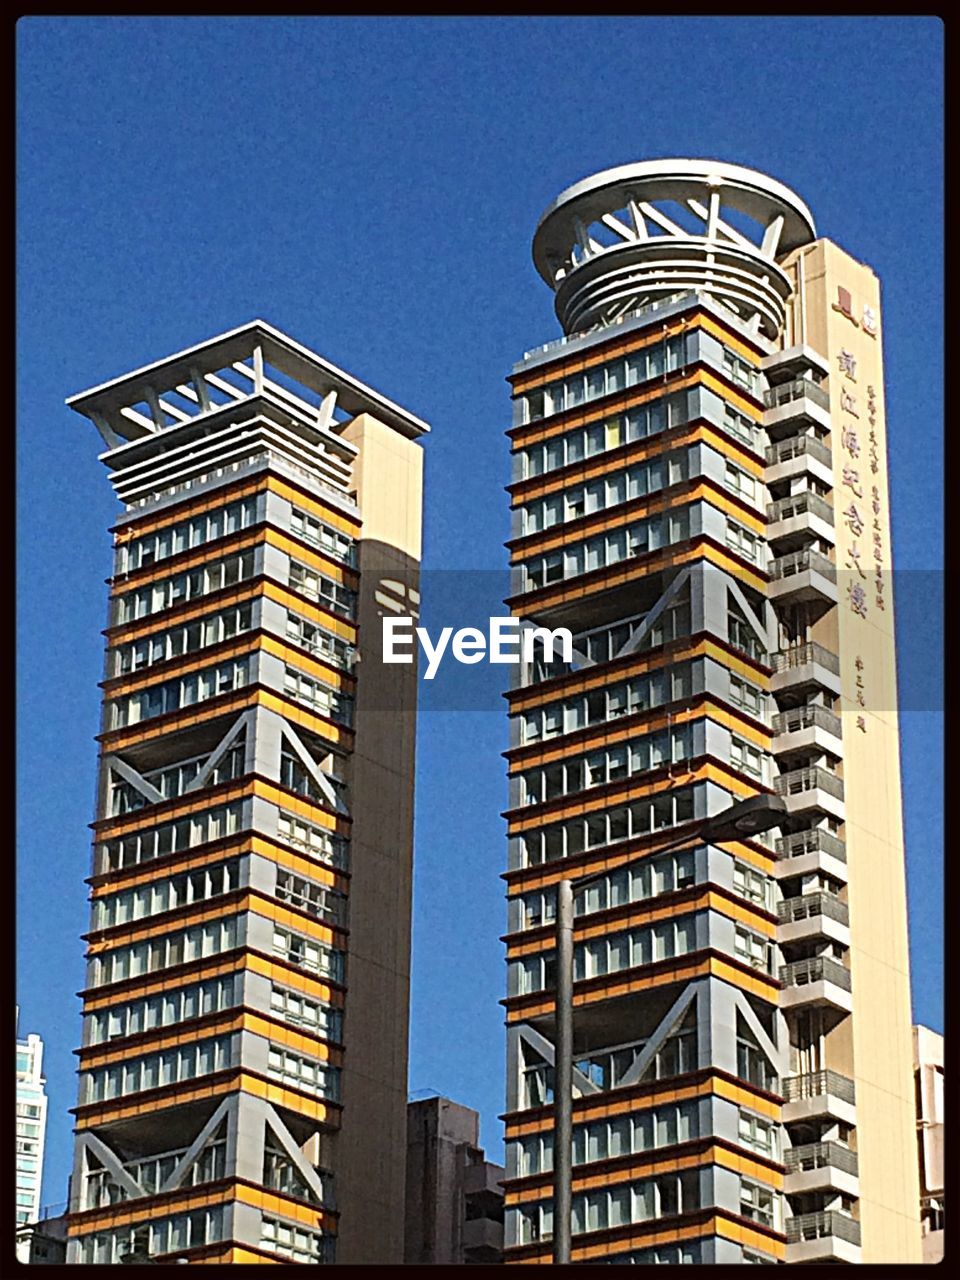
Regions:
[[383, 617, 573, 680]]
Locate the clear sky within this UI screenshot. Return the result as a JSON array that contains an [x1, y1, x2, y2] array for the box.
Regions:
[[16, 16, 942, 1209]]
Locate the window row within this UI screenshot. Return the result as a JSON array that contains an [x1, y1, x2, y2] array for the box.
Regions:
[[150, 741, 245, 803], [276, 809, 349, 870], [521, 508, 691, 591], [276, 868, 346, 928], [110, 742, 246, 816], [92, 858, 241, 930], [737, 1024, 778, 1093], [734, 925, 775, 975], [82, 1034, 233, 1103], [98, 801, 243, 873], [266, 1044, 341, 1102], [76, 1206, 225, 1264], [733, 860, 774, 912], [517, 848, 696, 930], [519, 726, 692, 806], [609, 1244, 702, 1264], [264, 1134, 322, 1204], [516, 392, 688, 479], [726, 517, 763, 564], [728, 606, 767, 664], [283, 666, 353, 726], [260, 1215, 336, 1264], [740, 1179, 779, 1230], [270, 984, 343, 1043], [84, 1135, 227, 1209], [117, 496, 258, 574], [518, 452, 687, 535], [272, 926, 345, 984], [279, 750, 342, 808], [738, 1109, 780, 1161], [508, 1168, 699, 1245], [729, 674, 765, 718], [86, 975, 239, 1046], [519, 662, 693, 744], [721, 401, 761, 450], [288, 559, 356, 619], [290, 506, 356, 565], [722, 349, 760, 394], [576, 1020, 697, 1094], [130, 1133, 226, 1197], [730, 735, 765, 780], [115, 551, 256, 624], [512, 914, 698, 994], [517, 338, 686, 425], [512, 1099, 698, 1176], [724, 460, 760, 503], [112, 601, 255, 677], [91, 916, 241, 987], [285, 609, 354, 670], [528, 612, 693, 685], [514, 786, 696, 867], [110, 657, 249, 729]]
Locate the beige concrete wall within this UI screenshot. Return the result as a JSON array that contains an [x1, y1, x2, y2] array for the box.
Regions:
[[782, 240, 922, 1262], [332, 413, 423, 1263]]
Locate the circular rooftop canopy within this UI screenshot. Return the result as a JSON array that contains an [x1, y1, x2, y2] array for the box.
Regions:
[[531, 158, 817, 338]]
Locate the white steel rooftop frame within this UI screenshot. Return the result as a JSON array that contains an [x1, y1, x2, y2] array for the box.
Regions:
[[66, 319, 431, 450], [531, 158, 817, 340]]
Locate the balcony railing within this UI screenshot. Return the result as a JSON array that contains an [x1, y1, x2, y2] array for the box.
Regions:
[[772, 704, 842, 737], [771, 642, 840, 676], [770, 549, 837, 583], [780, 956, 852, 991], [786, 1211, 861, 1247], [763, 378, 831, 412], [776, 829, 847, 863], [767, 492, 835, 526], [784, 1069, 856, 1106], [779, 893, 849, 926], [765, 435, 832, 469], [775, 767, 844, 801], [785, 1141, 859, 1177]]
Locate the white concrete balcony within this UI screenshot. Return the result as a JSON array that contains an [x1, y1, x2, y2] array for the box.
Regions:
[[772, 703, 843, 759], [766, 491, 835, 550], [768, 549, 838, 607], [783, 1069, 857, 1127], [784, 1141, 859, 1198], [774, 766, 845, 823], [780, 956, 853, 1014], [774, 829, 848, 884], [778, 893, 850, 947], [763, 377, 832, 435], [765, 434, 833, 488], [785, 1210, 861, 1264], [770, 642, 842, 699]]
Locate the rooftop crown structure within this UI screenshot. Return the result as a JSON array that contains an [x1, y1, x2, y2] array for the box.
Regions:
[[500, 160, 921, 1264], [64, 321, 426, 1264]]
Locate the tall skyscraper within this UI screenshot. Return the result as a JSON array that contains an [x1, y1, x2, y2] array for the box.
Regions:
[[16, 1015, 48, 1227], [501, 161, 921, 1264], [63, 321, 427, 1264]]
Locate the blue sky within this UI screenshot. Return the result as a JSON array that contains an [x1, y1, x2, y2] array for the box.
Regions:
[[17, 16, 942, 1206]]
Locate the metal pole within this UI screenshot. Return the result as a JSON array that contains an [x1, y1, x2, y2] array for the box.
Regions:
[[553, 878, 574, 1265]]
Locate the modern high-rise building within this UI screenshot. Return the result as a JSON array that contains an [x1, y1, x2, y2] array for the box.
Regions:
[[501, 160, 921, 1264], [913, 1024, 944, 1263], [63, 321, 427, 1264], [16, 1015, 49, 1228]]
